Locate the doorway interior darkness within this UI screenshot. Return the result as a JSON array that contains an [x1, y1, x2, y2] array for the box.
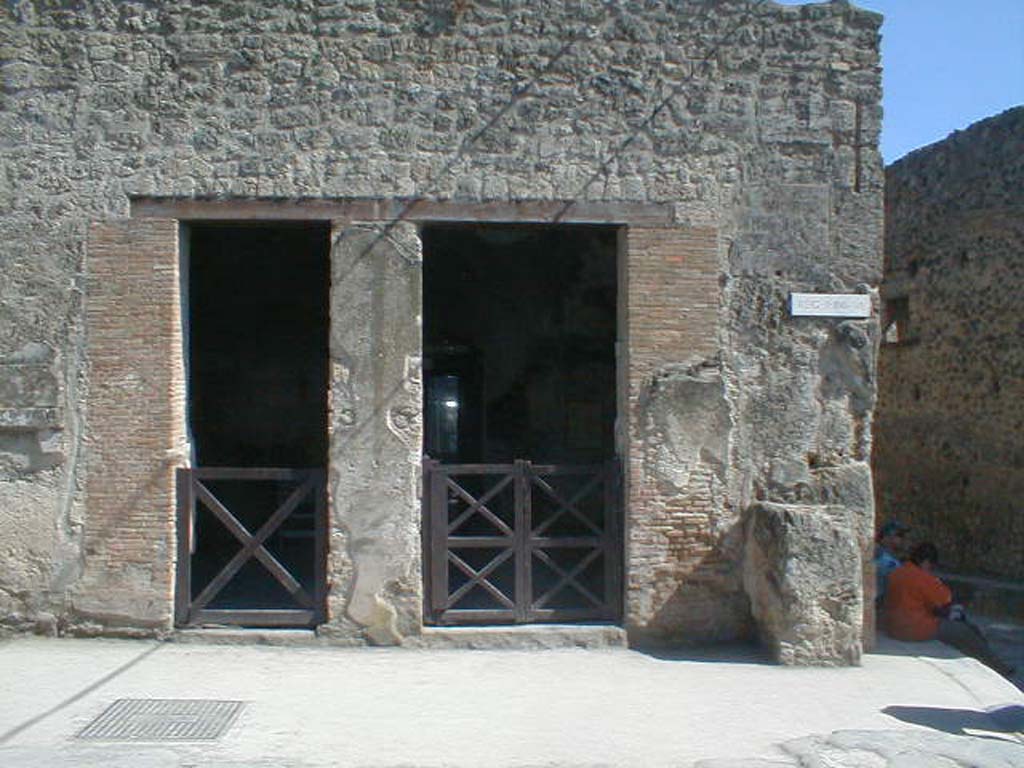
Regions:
[[182, 222, 329, 621], [421, 223, 622, 624], [422, 223, 619, 465]]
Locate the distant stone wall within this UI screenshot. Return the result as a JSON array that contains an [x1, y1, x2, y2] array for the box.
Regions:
[[0, 0, 882, 659], [875, 107, 1024, 580]]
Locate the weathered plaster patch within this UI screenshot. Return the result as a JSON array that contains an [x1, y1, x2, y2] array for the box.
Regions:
[[642, 362, 731, 492], [328, 223, 423, 643]]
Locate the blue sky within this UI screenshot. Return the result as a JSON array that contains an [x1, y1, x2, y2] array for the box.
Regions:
[[776, 0, 1024, 163]]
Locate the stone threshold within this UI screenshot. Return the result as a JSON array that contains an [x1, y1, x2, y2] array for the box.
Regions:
[[405, 624, 628, 650], [167, 624, 628, 650], [168, 628, 323, 646]]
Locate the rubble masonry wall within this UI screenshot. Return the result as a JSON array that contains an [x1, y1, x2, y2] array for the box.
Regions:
[[0, 0, 882, 659], [876, 107, 1024, 580]]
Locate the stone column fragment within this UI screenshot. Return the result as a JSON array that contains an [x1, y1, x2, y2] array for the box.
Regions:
[[325, 221, 423, 644]]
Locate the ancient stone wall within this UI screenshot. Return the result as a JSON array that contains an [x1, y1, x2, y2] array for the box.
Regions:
[[0, 0, 882, 659], [875, 107, 1024, 580]]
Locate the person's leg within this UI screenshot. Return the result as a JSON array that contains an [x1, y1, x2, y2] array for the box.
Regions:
[[936, 618, 1015, 677]]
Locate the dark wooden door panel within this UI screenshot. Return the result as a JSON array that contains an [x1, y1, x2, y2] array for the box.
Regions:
[[424, 459, 621, 624], [176, 467, 326, 628]]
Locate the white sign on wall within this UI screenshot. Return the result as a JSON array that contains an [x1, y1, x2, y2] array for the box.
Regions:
[[790, 293, 871, 318]]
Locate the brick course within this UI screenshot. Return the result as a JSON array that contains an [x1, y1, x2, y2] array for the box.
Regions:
[[624, 227, 738, 640], [77, 219, 185, 629]]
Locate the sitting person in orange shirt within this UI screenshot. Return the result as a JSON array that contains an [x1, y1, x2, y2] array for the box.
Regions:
[[884, 542, 1014, 677]]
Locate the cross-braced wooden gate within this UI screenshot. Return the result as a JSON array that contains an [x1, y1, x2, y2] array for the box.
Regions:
[[423, 459, 622, 624], [175, 467, 326, 627]]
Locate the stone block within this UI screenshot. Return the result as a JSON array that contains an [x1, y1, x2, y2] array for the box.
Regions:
[[0, 408, 59, 430], [733, 184, 830, 280], [0, 428, 63, 476], [743, 502, 862, 665], [0, 363, 58, 409]]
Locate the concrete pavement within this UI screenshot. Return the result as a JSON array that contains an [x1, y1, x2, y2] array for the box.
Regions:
[[0, 633, 1022, 767]]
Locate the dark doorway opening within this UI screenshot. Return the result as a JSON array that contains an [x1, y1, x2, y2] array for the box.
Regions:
[[421, 223, 622, 625], [177, 223, 329, 627], [187, 224, 329, 469], [422, 224, 618, 465]]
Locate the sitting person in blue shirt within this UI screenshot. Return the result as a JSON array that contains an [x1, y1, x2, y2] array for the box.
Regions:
[[874, 519, 909, 606]]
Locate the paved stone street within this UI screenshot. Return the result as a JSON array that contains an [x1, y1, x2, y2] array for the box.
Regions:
[[1, 635, 1022, 767], [696, 728, 1024, 767], [973, 614, 1024, 693]]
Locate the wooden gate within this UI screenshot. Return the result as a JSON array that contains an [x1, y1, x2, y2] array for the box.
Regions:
[[423, 459, 622, 624], [175, 468, 326, 628]]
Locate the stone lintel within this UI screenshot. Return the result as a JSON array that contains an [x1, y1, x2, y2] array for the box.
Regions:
[[130, 197, 674, 226]]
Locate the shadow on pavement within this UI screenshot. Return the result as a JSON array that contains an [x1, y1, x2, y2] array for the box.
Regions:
[[883, 703, 1024, 738], [633, 642, 774, 664], [869, 636, 959, 659], [0, 642, 162, 745]]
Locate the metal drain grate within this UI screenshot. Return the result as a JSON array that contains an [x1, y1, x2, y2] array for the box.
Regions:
[[77, 699, 244, 741]]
